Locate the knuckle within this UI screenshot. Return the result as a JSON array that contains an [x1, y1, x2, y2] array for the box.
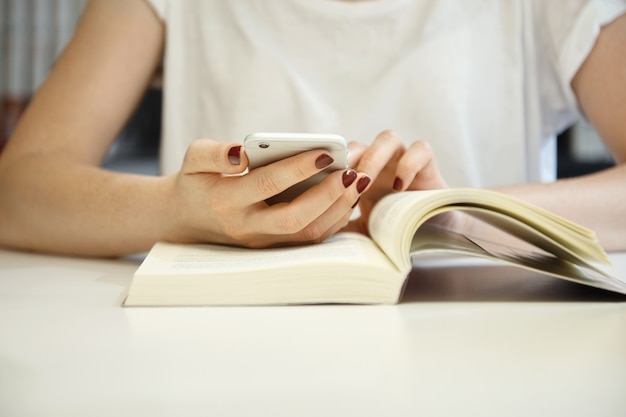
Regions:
[[347, 141, 367, 165], [358, 153, 379, 170], [348, 140, 366, 152], [379, 129, 393, 137], [323, 183, 340, 202], [277, 211, 308, 234], [256, 171, 281, 195], [299, 222, 326, 242], [183, 139, 226, 171], [377, 129, 399, 142], [413, 140, 433, 154], [211, 146, 225, 167], [290, 162, 310, 180], [222, 221, 248, 242]]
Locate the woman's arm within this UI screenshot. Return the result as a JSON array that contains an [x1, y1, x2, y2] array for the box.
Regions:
[[0, 0, 168, 256], [0, 0, 367, 256], [496, 12, 626, 251]]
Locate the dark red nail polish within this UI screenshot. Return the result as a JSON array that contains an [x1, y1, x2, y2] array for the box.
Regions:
[[351, 197, 361, 209], [228, 146, 241, 165], [342, 170, 357, 188], [393, 177, 403, 191], [315, 154, 334, 169], [356, 176, 371, 194]]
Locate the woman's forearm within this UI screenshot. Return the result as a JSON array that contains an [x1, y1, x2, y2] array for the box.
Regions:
[[0, 153, 176, 256], [495, 164, 626, 252]]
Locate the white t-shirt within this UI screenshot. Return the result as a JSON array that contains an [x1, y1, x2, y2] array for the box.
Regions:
[[145, 0, 625, 187]]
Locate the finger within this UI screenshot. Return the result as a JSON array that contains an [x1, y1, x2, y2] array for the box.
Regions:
[[340, 218, 368, 235], [312, 207, 357, 242], [395, 140, 448, 191], [347, 141, 367, 167], [243, 149, 337, 203], [182, 139, 247, 175], [354, 130, 405, 180], [292, 173, 366, 242], [254, 169, 367, 237], [282, 203, 356, 245]]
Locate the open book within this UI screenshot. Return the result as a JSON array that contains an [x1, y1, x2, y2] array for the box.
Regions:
[[124, 189, 626, 306]]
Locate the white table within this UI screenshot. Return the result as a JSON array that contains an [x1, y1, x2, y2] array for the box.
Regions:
[[1, 248, 625, 417]]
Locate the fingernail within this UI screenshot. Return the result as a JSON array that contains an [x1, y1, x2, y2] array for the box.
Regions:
[[393, 177, 403, 191], [351, 197, 361, 209], [228, 146, 241, 165], [356, 176, 371, 194], [315, 154, 334, 169], [342, 169, 357, 188]]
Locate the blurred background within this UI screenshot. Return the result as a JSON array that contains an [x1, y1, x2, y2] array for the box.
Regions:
[[0, 0, 615, 178]]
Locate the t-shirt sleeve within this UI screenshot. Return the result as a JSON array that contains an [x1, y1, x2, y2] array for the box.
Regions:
[[538, 0, 626, 107]]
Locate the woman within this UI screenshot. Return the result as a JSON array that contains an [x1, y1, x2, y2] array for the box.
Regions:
[[0, 0, 624, 256]]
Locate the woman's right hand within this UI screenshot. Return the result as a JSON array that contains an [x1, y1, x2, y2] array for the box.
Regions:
[[164, 138, 369, 248]]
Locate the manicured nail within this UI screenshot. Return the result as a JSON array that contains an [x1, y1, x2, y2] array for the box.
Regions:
[[351, 197, 361, 209], [228, 146, 241, 165], [315, 154, 334, 169], [393, 177, 403, 191], [342, 169, 357, 188], [356, 176, 371, 194]]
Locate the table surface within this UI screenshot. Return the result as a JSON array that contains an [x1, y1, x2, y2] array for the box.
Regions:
[[1, 248, 625, 417]]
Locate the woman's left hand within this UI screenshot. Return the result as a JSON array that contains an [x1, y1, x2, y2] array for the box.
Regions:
[[343, 130, 448, 234]]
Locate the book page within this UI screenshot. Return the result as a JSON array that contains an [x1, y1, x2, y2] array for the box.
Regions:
[[138, 233, 401, 275], [369, 189, 611, 272], [369, 190, 451, 270], [410, 222, 626, 294]]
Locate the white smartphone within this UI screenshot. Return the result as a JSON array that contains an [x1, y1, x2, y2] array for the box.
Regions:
[[244, 132, 348, 204]]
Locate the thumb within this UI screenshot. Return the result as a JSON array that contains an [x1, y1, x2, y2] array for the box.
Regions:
[[182, 139, 248, 175]]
